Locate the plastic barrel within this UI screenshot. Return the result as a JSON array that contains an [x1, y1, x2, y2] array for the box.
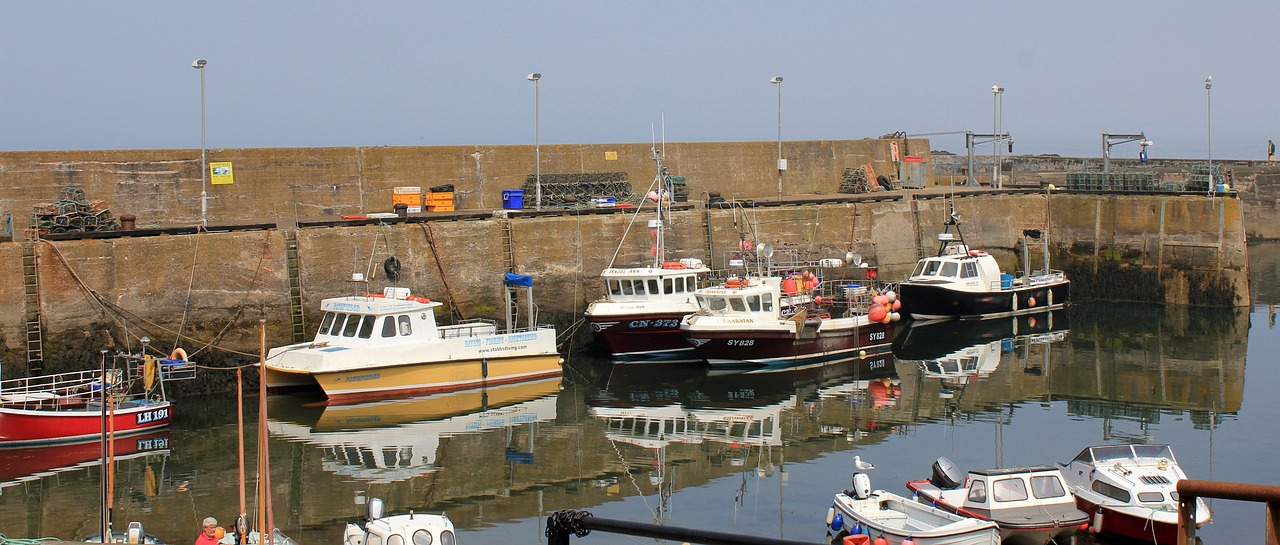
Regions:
[[502, 189, 524, 209]]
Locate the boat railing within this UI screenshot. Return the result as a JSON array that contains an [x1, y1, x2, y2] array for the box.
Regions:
[[438, 319, 499, 339], [0, 368, 119, 409]]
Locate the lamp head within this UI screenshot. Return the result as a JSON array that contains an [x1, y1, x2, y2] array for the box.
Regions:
[[1140, 140, 1153, 147], [140, 336, 150, 345], [1205, 76, 1212, 89], [192, 59, 207, 70], [992, 85, 1004, 94], [527, 72, 541, 81], [770, 76, 783, 84]]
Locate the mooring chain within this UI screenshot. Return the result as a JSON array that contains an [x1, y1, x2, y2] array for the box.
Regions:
[[545, 509, 593, 538]]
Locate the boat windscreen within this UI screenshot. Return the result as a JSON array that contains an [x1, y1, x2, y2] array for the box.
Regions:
[[1133, 444, 1174, 461], [1090, 445, 1135, 462]]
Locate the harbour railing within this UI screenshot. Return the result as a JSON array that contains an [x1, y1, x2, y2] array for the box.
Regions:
[[1178, 479, 1280, 545]]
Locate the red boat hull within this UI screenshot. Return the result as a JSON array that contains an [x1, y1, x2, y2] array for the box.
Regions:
[[1076, 497, 1180, 544], [589, 312, 701, 361], [0, 401, 172, 446]]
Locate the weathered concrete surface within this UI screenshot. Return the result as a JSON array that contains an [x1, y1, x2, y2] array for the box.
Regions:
[[0, 189, 1249, 374], [0, 139, 928, 228]]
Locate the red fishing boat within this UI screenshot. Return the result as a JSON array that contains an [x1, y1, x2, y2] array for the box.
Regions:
[[0, 349, 194, 446]]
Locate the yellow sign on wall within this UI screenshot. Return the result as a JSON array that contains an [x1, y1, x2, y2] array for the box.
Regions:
[[605, 151, 618, 161], [210, 162, 234, 185]]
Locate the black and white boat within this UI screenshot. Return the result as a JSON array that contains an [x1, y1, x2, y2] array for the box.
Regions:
[[897, 209, 1068, 321]]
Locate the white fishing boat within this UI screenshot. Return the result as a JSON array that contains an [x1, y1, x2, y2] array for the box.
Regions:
[[1058, 444, 1210, 544], [907, 457, 1088, 545], [680, 254, 896, 367], [897, 207, 1068, 321], [586, 146, 711, 362], [265, 274, 561, 403], [829, 472, 1000, 545], [344, 497, 457, 545]]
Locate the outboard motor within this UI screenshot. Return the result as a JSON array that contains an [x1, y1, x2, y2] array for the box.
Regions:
[[929, 457, 965, 490], [851, 472, 872, 499], [366, 497, 385, 522]]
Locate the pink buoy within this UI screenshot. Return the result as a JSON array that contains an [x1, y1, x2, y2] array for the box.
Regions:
[[892, 299, 902, 311], [868, 305, 887, 323], [873, 294, 889, 306]]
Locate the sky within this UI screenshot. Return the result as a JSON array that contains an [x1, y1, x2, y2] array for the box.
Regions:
[[1, 2, 1272, 160]]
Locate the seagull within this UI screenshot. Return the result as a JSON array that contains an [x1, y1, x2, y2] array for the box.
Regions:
[[853, 456, 875, 470]]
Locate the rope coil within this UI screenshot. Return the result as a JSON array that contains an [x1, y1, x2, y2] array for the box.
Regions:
[[545, 510, 593, 538]]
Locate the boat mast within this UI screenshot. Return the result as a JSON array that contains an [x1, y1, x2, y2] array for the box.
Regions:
[[650, 144, 669, 268], [257, 318, 276, 545]]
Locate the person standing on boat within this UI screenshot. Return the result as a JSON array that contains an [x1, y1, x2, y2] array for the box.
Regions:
[[196, 517, 222, 545], [1269, 139, 1276, 162]]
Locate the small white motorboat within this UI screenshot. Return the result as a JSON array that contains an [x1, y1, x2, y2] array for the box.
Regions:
[[907, 457, 1088, 545], [1058, 444, 1211, 544], [829, 472, 1000, 545], [344, 497, 457, 545]]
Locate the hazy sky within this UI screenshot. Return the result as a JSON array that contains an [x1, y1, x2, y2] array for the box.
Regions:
[[2, 2, 1271, 159]]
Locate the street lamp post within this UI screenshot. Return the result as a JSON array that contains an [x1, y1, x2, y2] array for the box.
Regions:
[[992, 85, 1004, 188], [193, 59, 208, 225], [770, 76, 783, 199], [1205, 76, 1213, 196], [527, 72, 542, 210]]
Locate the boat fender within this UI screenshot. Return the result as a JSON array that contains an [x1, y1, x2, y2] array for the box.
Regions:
[[383, 256, 401, 282], [1028, 296, 1037, 307], [143, 356, 157, 391], [826, 507, 836, 525], [901, 538, 915, 545], [829, 512, 844, 531], [170, 347, 188, 362], [1091, 511, 1104, 534], [873, 536, 888, 545]]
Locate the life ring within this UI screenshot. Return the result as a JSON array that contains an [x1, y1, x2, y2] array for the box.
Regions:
[[725, 279, 742, 288], [661, 261, 685, 270], [169, 347, 188, 362], [383, 256, 402, 281], [143, 356, 157, 391]]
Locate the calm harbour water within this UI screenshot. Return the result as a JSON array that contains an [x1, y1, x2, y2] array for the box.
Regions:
[[4, 243, 1280, 544]]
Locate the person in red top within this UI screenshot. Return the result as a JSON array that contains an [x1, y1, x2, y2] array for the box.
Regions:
[[195, 517, 221, 545]]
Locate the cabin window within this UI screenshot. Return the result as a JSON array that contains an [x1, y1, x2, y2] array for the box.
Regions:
[[412, 530, 434, 545], [1137, 492, 1165, 503], [318, 312, 336, 335], [398, 315, 413, 336], [365, 534, 383, 545], [966, 480, 988, 503], [1092, 479, 1131, 502], [386, 534, 405, 545], [763, 293, 774, 312], [341, 314, 361, 337], [664, 278, 675, 294], [992, 477, 1028, 502], [940, 261, 959, 278], [439, 531, 455, 545], [608, 280, 622, 296], [357, 315, 377, 338], [700, 296, 728, 312], [962, 262, 978, 278], [620, 281, 635, 295], [747, 295, 761, 311], [729, 297, 747, 312], [382, 317, 397, 337], [648, 279, 660, 295], [1134, 444, 1174, 460], [1030, 475, 1067, 499], [921, 260, 942, 276]]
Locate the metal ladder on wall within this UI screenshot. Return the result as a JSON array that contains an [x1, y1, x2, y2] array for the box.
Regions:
[[21, 241, 44, 373], [501, 220, 515, 273], [283, 230, 306, 343]]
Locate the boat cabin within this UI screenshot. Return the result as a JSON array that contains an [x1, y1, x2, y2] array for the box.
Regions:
[[908, 249, 1005, 293], [1064, 444, 1185, 506], [927, 457, 1077, 517], [313, 287, 497, 348], [345, 498, 456, 545], [600, 259, 707, 303]]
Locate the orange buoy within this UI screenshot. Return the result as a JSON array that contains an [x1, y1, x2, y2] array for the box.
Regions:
[[843, 535, 870, 545], [782, 277, 798, 295], [892, 299, 902, 311], [873, 536, 888, 545], [1028, 296, 1037, 307]]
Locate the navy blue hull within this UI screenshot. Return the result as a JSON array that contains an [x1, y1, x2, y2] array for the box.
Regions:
[[897, 280, 1069, 320]]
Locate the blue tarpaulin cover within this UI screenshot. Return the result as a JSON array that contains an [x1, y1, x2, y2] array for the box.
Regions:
[[504, 272, 533, 287]]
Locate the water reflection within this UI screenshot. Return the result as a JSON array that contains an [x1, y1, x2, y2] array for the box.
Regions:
[[0, 430, 171, 490], [267, 377, 561, 484]]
